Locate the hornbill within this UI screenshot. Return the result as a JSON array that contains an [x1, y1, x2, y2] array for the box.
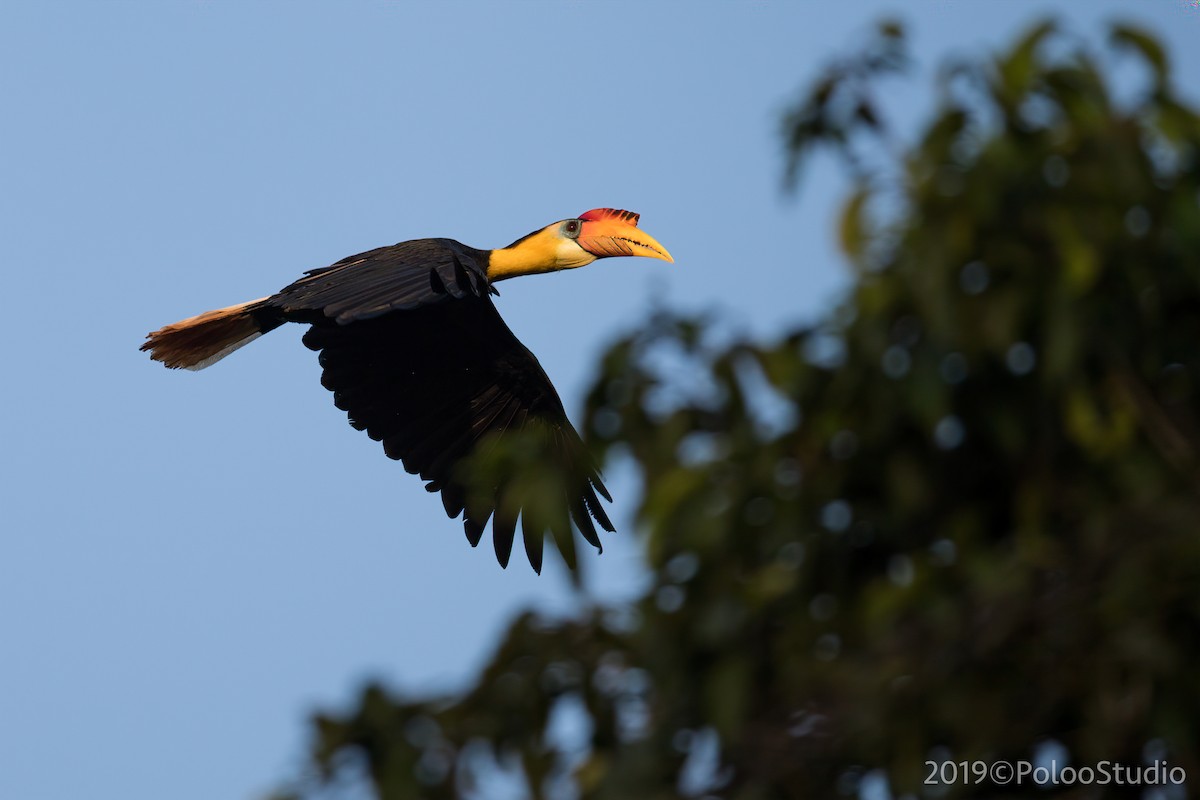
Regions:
[[141, 208, 672, 572]]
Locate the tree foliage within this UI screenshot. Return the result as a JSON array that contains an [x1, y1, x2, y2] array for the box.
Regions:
[[278, 21, 1200, 799]]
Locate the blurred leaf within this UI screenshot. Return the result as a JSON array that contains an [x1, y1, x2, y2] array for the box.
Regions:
[[1111, 23, 1169, 91], [994, 18, 1056, 105], [704, 655, 751, 740], [839, 186, 871, 269]]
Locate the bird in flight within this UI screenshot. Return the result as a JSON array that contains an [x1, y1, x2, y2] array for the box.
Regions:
[[141, 209, 673, 572]]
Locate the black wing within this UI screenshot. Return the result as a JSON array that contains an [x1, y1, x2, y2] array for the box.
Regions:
[[271, 238, 495, 323], [268, 239, 613, 571]]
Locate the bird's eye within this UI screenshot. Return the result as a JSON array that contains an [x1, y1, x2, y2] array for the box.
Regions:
[[563, 219, 582, 238]]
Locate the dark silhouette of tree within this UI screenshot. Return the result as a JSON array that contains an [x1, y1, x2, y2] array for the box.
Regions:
[[276, 20, 1200, 799]]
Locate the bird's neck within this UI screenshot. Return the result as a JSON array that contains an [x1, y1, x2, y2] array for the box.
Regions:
[[486, 229, 595, 282], [487, 245, 557, 282]]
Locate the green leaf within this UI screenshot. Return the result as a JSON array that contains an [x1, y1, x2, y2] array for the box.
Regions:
[[1110, 23, 1168, 90], [839, 186, 871, 269], [994, 18, 1057, 103]]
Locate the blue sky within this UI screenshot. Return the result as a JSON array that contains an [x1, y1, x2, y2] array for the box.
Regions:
[[2, 2, 1198, 798]]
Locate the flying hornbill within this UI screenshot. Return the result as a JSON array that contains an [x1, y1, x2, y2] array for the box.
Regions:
[[141, 208, 673, 572]]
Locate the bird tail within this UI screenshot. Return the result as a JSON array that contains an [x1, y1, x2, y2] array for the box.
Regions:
[[141, 297, 281, 370]]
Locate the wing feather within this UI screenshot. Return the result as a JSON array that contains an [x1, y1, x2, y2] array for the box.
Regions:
[[521, 512, 545, 575], [274, 238, 489, 324], [299, 285, 612, 569], [492, 493, 518, 569]]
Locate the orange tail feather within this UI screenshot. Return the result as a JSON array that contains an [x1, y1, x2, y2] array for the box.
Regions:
[[141, 297, 275, 370]]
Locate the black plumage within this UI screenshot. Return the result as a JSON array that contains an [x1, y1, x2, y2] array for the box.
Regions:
[[262, 238, 613, 570]]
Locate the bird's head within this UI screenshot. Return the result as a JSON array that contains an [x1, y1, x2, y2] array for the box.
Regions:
[[488, 208, 673, 281]]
